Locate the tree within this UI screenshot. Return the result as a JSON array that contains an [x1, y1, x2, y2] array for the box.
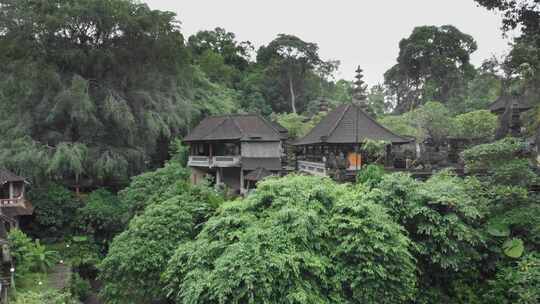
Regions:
[[384, 25, 478, 113], [366, 84, 391, 117], [188, 27, 253, 72], [412, 101, 453, 144], [164, 175, 417, 303], [450, 110, 498, 139], [75, 189, 128, 246], [99, 184, 222, 304], [272, 112, 312, 139], [118, 161, 190, 217], [0, 0, 194, 185], [257, 34, 323, 113], [475, 1, 540, 141], [26, 183, 81, 239]]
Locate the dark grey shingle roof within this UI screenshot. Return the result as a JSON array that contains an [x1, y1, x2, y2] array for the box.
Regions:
[[185, 114, 283, 142], [294, 104, 412, 145], [0, 169, 26, 184]]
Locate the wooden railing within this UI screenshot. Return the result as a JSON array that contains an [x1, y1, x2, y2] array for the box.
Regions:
[[0, 198, 26, 208], [297, 161, 327, 177], [188, 156, 242, 168], [188, 156, 211, 167], [213, 156, 241, 167]]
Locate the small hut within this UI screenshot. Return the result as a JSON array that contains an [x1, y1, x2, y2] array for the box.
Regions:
[[0, 169, 33, 226]]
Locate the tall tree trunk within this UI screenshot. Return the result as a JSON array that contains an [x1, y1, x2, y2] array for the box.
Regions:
[[288, 73, 297, 114]]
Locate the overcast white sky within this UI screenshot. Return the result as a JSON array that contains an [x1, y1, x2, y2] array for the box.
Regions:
[[146, 0, 514, 85]]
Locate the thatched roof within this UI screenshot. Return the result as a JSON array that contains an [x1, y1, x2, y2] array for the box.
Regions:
[[294, 104, 412, 146], [185, 114, 285, 142]]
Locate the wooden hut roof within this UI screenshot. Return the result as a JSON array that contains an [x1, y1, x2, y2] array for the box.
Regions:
[[489, 95, 533, 114], [0, 169, 26, 185], [184, 114, 285, 142], [294, 104, 412, 146], [245, 167, 273, 182]]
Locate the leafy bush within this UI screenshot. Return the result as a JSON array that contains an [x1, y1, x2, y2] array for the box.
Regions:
[[451, 110, 498, 139], [99, 184, 222, 304], [487, 254, 540, 304], [118, 161, 190, 217], [8, 229, 34, 276], [69, 272, 92, 302], [64, 235, 102, 278], [461, 137, 537, 187], [369, 171, 485, 299], [361, 139, 388, 162], [164, 175, 417, 303], [26, 183, 81, 239], [8, 229, 60, 287], [75, 189, 128, 244], [13, 290, 78, 304], [356, 164, 386, 189]]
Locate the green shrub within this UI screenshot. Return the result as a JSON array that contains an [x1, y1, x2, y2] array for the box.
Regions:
[[75, 189, 128, 245], [487, 254, 540, 304], [13, 290, 78, 304], [99, 183, 222, 304], [461, 137, 538, 188], [451, 110, 498, 140], [69, 272, 92, 301], [369, 171, 486, 299], [27, 183, 81, 239], [164, 175, 417, 304], [356, 164, 386, 188], [118, 162, 190, 217], [8, 229, 59, 273]]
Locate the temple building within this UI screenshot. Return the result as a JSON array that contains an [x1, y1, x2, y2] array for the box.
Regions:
[[294, 103, 412, 179], [184, 114, 287, 195]]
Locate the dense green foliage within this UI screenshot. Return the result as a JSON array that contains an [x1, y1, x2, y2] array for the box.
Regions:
[[384, 25, 478, 112], [451, 110, 498, 139], [26, 184, 81, 239], [0, 0, 196, 185], [99, 183, 223, 303], [1, 0, 539, 303], [164, 175, 417, 303]]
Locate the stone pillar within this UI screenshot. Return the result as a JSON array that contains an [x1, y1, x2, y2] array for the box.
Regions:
[[8, 183, 13, 200], [215, 168, 221, 188], [240, 169, 245, 195]]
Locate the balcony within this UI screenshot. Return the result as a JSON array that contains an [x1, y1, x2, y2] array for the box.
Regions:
[[298, 161, 327, 177], [188, 156, 211, 167], [188, 156, 242, 168], [213, 156, 241, 167], [0, 198, 28, 208]]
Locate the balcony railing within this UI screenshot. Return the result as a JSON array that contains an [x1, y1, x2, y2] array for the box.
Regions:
[[213, 156, 241, 167], [188, 156, 242, 168], [188, 156, 211, 167], [0, 198, 27, 208], [298, 161, 327, 177]]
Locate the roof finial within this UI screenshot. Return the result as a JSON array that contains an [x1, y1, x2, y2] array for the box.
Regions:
[[352, 65, 369, 112]]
